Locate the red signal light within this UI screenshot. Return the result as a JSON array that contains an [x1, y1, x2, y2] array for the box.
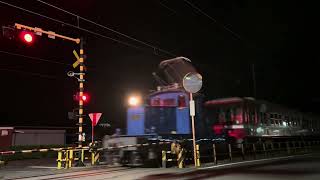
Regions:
[[73, 92, 90, 103], [20, 31, 34, 44], [81, 94, 87, 101], [24, 33, 33, 43]]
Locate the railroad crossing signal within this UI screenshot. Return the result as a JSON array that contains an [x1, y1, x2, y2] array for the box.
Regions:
[[10, 23, 86, 149]]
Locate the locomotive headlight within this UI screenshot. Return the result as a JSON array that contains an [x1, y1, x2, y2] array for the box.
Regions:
[[128, 96, 141, 106]]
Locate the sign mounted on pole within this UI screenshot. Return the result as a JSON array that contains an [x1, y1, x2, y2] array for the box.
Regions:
[[89, 113, 102, 144], [89, 113, 102, 126], [182, 72, 203, 167], [182, 72, 203, 94], [72, 50, 80, 68]]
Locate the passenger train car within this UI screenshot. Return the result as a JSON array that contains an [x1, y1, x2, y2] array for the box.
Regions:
[[102, 57, 320, 166], [204, 97, 320, 143]]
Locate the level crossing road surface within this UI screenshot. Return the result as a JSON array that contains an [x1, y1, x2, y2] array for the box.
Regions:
[[1, 154, 320, 180]]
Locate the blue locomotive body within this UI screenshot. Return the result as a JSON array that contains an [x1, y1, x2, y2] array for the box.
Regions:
[[127, 90, 191, 136]]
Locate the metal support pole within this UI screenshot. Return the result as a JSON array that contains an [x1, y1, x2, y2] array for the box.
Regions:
[[189, 93, 197, 167], [286, 142, 291, 155], [241, 143, 245, 160], [263, 143, 266, 157], [92, 121, 94, 144], [213, 144, 217, 164], [228, 144, 232, 162], [253, 144, 256, 159]]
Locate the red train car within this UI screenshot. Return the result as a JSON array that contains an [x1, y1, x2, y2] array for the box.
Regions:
[[204, 97, 320, 143]]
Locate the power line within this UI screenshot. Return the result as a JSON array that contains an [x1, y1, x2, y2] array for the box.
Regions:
[[158, 0, 178, 15], [36, 0, 176, 57], [0, 67, 58, 79], [0, 50, 71, 66], [0, 1, 175, 57], [183, 0, 242, 41]]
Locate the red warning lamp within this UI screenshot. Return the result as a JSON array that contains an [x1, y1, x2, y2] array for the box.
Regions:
[[73, 92, 90, 103], [24, 33, 33, 43], [81, 94, 88, 102], [20, 31, 34, 44]]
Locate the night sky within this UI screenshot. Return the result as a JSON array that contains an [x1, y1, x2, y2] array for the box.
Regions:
[[0, 0, 318, 134]]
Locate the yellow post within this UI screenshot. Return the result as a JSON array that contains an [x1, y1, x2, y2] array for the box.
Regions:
[[65, 150, 69, 169], [81, 149, 85, 162], [162, 150, 166, 168], [94, 152, 100, 165], [68, 149, 73, 168], [177, 149, 185, 168], [57, 150, 62, 169], [91, 151, 94, 165], [196, 144, 200, 167]]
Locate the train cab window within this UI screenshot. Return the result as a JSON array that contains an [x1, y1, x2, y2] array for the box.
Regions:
[[152, 98, 161, 106], [163, 98, 175, 106], [178, 95, 186, 108]]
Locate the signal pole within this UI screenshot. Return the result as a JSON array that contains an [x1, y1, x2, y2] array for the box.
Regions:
[[13, 23, 86, 147], [78, 38, 85, 147]]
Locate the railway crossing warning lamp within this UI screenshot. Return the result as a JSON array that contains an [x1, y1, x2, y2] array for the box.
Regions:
[[182, 72, 203, 167]]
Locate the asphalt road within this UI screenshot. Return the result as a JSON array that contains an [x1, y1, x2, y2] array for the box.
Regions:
[[1, 154, 320, 180]]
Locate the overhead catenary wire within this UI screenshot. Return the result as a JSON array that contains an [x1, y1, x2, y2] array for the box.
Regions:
[[0, 67, 57, 79], [0, 50, 71, 66], [183, 0, 242, 41], [0, 0, 176, 57], [35, 0, 176, 57]]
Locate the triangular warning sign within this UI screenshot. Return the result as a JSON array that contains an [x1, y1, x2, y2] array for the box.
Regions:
[[89, 113, 102, 126]]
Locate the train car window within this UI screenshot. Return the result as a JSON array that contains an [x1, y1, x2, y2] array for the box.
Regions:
[[218, 109, 226, 123], [235, 108, 243, 124]]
